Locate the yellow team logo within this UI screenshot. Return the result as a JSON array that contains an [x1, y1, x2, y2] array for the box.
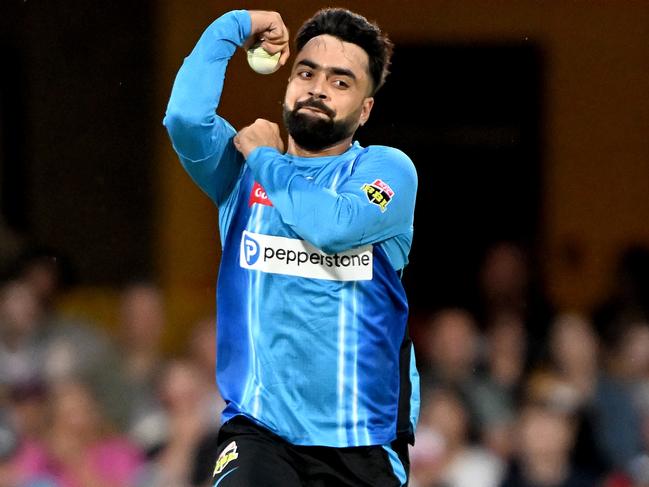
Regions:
[[361, 179, 394, 212], [214, 441, 239, 475]]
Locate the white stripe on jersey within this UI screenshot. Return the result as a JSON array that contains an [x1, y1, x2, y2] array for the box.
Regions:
[[337, 287, 347, 445]]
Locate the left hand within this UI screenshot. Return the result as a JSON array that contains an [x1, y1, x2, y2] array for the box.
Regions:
[[234, 118, 284, 159]]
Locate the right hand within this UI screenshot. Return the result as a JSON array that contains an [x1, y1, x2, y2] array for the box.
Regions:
[[234, 118, 285, 159], [245, 10, 290, 67]]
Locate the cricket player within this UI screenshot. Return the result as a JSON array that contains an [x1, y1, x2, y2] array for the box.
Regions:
[[164, 8, 419, 486]]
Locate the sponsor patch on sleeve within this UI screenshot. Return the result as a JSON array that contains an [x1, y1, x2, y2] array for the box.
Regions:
[[249, 182, 273, 207], [361, 179, 394, 212]]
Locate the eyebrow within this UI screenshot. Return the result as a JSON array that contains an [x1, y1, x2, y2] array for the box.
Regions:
[[296, 59, 357, 81]]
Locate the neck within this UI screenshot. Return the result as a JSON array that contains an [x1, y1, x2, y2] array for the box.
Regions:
[[287, 135, 353, 158]]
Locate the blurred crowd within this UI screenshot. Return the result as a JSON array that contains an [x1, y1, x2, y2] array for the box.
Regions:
[[1, 230, 649, 487], [0, 246, 223, 487], [410, 243, 649, 487]]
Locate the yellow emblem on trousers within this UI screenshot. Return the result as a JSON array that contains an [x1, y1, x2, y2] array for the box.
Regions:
[[214, 441, 239, 475]]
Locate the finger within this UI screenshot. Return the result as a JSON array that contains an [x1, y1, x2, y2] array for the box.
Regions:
[[278, 45, 290, 66], [262, 22, 288, 45], [260, 37, 286, 55], [264, 25, 288, 46], [245, 25, 285, 53], [263, 16, 286, 41]]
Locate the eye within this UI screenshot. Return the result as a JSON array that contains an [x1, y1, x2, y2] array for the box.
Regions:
[[333, 79, 350, 89], [297, 70, 313, 79]]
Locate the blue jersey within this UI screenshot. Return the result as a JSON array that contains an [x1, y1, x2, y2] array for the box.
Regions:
[[164, 10, 419, 448]]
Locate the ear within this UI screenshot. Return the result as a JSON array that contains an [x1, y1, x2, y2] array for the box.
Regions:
[[359, 97, 374, 127]]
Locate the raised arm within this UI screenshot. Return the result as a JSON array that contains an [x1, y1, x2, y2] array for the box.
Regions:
[[163, 10, 289, 206]]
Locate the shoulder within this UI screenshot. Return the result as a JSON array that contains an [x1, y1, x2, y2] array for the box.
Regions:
[[360, 145, 414, 164], [355, 145, 417, 181]]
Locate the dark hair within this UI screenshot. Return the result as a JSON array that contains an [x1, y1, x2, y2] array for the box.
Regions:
[[295, 8, 394, 95]]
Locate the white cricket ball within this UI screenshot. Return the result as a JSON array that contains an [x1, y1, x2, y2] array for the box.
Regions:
[[246, 45, 281, 75]]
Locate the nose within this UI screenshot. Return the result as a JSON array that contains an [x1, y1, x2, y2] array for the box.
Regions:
[[308, 90, 327, 100], [308, 73, 328, 100]]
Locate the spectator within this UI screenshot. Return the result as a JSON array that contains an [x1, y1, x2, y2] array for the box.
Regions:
[[410, 386, 504, 487], [477, 242, 553, 363], [119, 282, 165, 388], [3, 378, 143, 487], [527, 312, 649, 476], [594, 246, 649, 340], [4, 248, 131, 429], [547, 314, 599, 403], [500, 403, 596, 487], [483, 312, 528, 459], [486, 312, 528, 393], [0, 411, 21, 487], [0, 280, 47, 390], [186, 318, 225, 485], [118, 282, 167, 443], [137, 359, 221, 487], [186, 317, 224, 421], [14, 247, 73, 317], [592, 320, 649, 472], [602, 382, 649, 487], [420, 308, 514, 444], [44, 378, 144, 487], [7, 381, 49, 445]]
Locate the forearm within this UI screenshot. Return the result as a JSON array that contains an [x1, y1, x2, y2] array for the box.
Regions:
[[247, 147, 401, 254]]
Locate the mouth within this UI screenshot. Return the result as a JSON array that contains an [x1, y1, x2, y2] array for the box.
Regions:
[[298, 106, 328, 116]]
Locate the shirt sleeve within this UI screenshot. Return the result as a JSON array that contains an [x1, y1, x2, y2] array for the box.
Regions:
[[245, 145, 418, 255], [163, 10, 251, 206]]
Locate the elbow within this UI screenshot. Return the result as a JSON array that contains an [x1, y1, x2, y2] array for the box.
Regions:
[[163, 110, 217, 161], [163, 109, 206, 132], [303, 200, 360, 254], [308, 233, 353, 255]]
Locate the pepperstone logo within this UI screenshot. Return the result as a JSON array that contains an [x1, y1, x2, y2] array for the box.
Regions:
[[243, 233, 260, 265], [239, 230, 373, 281]]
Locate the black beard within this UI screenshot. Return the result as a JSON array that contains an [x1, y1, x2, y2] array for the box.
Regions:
[[283, 99, 359, 152]]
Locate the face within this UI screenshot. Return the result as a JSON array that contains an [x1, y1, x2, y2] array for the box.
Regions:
[[518, 407, 574, 459], [0, 281, 41, 336], [51, 381, 103, 437], [426, 309, 478, 373], [550, 313, 598, 371], [160, 360, 205, 412], [423, 391, 468, 448], [120, 284, 164, 347], [283, 34, 374, 151]]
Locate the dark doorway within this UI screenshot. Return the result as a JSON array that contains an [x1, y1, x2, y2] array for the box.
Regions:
[[361, 43, 543, 311], [0, 3, 28, 231], [1, 0, 157, 284]]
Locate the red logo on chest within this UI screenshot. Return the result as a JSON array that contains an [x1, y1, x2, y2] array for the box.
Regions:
[[249, 182, 273, 207]]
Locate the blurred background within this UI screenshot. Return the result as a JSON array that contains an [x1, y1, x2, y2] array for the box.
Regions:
[[1, 0, 648, 486]]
